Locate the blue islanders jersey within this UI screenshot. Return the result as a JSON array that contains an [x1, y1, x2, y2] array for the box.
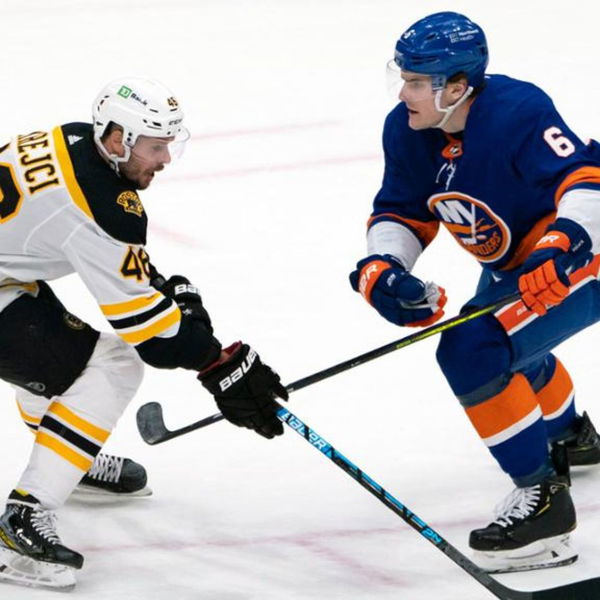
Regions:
[[369, 74, 600, 272]]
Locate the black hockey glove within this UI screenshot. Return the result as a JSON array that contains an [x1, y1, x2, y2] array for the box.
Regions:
[[160, 275, 213, 334], [198, 342, 288, 439]]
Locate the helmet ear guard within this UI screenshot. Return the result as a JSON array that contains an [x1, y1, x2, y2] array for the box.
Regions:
[[92, 77, 189, 172]]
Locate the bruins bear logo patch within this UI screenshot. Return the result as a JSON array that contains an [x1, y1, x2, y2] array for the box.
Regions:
[[117, 191, 144, 217], [63, 312, 86, 330]]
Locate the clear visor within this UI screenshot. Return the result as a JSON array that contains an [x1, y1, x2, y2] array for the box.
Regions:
[[129, 126, 191, 164], [386, 59, 445, 102]]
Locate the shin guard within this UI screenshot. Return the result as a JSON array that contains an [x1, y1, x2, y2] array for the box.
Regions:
[[15, 334, 143, 508]]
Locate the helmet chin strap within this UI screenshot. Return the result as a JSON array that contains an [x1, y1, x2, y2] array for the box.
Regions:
[[93, 133, 133, 175], [433, 86, 473, 129]]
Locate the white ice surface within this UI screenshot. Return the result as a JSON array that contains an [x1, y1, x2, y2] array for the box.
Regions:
[[1, 1, 600, 598]]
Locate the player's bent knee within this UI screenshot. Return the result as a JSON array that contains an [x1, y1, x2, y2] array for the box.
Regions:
[[58, 334, 145, 428], [89, 333, 145, 401], [436, 314, 511, 397]]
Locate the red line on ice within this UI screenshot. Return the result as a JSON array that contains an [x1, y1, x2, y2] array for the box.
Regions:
[[164, 154, 380, 182], [190, 119, 341, 141], [80, 526, 409, 587]]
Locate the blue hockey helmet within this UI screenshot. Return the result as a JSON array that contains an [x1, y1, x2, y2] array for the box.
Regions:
[[394, 12, 488, 89]]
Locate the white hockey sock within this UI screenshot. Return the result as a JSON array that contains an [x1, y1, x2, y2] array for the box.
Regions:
[[15, 333, 144, 508]]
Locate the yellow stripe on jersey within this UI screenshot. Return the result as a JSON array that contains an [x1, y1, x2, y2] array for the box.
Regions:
[[52, 126, 93, 220], [0, 281, 40, 295], [118, 305, 181, 344], [100, 292, 162, 317], [16, 401, 41, 425], [36, 431, 93, 472], [48, 402, 110, 444]]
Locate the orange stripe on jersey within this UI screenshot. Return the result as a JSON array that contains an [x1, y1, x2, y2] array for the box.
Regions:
[[569, 254, 600, 286], [367, 213, 439, 247], [36, 431, 93, 472], [48, 402, 110, 444], [100, 292, 162, 317], [500, 212, 556, 271], [495, 299, 536, 334], [554, 166, 600, 204], [118, 305, 181, 344], [537, 359, 573, 417], [52, 127, 93, 219], [465, 374, 538, 439], [496, 254, 600, 336]]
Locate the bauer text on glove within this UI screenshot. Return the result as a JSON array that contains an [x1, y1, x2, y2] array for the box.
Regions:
[[198, 342, 288, 439], [159, 274, 213, 333]]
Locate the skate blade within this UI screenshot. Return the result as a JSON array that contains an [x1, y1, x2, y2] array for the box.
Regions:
[[473, 534, 578, 573], [0, 546, 76, 591], [570, 458, 600, 468], [72, 484, 153, 498]]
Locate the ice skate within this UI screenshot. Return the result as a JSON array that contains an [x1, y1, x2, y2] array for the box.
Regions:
[[565, 411, 600, 466], [470, 475, 577, 573], [0, 492, 82, 591], [76, 453, 152, 497]]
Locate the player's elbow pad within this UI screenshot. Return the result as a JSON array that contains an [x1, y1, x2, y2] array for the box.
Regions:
[[135, 317, 222, 371]]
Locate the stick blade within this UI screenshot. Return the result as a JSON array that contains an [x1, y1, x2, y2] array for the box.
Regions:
[[136, 402, 169, 445], [532, 576, 600, 600]]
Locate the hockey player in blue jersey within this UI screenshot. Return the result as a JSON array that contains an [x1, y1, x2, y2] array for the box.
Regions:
[[350, 12, 600, 573]]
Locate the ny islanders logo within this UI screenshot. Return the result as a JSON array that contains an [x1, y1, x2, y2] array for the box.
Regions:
[[427, 192, 511, 263]]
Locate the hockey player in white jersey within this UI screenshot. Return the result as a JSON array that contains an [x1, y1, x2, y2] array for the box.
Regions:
[[0, 78, 287, 590]]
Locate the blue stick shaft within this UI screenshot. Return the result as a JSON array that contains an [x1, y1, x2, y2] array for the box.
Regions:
[[276, 405, 526, 600]]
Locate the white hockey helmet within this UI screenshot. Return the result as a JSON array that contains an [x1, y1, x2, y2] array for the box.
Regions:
[[92, 77, 190, 171]]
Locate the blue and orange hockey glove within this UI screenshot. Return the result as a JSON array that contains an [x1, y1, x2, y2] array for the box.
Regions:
[[349, 254, 447, 327], [518, 218, 593, 316]]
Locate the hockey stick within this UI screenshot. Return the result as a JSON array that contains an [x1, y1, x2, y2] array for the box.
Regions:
[[277, 404, 600, 600], [137, 295, 519, 444], [137, 293, 520, 445]]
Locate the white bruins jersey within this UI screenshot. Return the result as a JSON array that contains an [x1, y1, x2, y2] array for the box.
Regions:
[[0, 123, 181, 346]]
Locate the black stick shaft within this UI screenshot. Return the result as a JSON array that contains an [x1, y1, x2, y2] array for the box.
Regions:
[[286, 294, 518, 393], [138, 293, 520, 443]]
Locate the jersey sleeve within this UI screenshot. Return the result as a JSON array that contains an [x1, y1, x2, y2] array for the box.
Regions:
[[510, 88, 600, 249], [510, 89, 598, 190], [368, 107, 440, 266], [62, 221, 219, 370]]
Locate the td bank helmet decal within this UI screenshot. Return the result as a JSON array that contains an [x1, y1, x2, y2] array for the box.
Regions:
[[428, 192, 511, 263]]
